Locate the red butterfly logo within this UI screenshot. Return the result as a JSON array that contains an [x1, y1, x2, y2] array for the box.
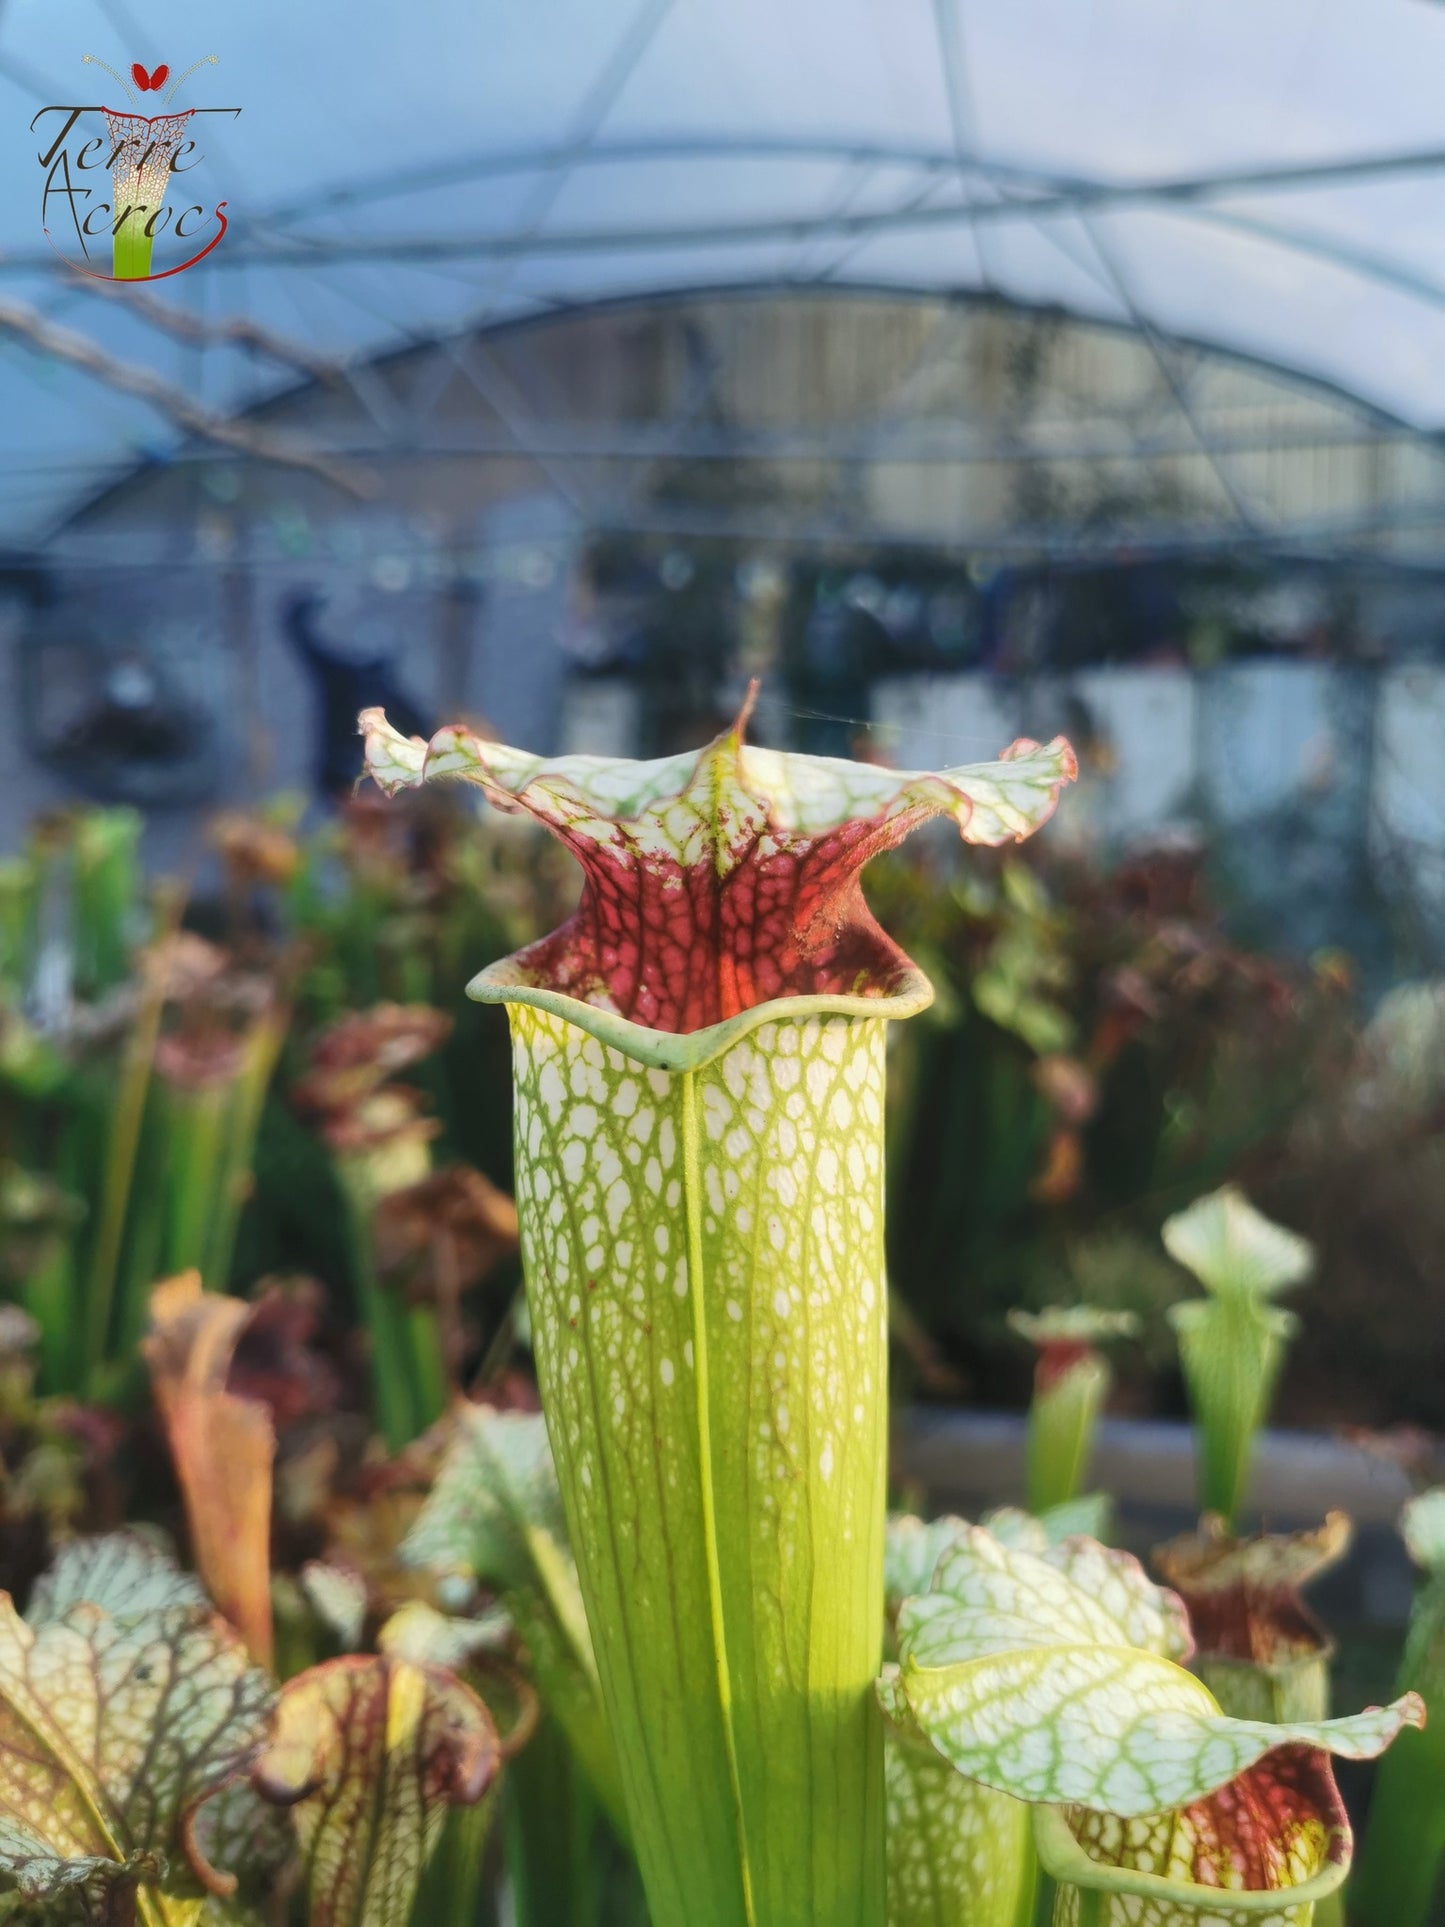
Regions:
[[130, 62, 170, 92]]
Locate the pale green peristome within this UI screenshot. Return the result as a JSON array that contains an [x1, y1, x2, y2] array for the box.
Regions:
[[364, 700, 1077, 1927], [1009, 1307, 1138, 1514], [1163, 1189, 1314, 1528], [1352, 1488, 1445, 1927], [1152, 1513, 1352, 1725], [401, 1405, 627, 1837], [1033, 1789, 1349, 1926]]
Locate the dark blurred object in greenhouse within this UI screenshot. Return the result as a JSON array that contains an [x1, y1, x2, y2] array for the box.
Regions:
[[282, 589, 433, 801]]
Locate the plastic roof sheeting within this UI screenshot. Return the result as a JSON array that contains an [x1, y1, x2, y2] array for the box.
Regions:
[[2, 0, 1445, 542]]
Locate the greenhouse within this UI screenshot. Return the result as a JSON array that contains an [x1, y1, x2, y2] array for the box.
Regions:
[[0, 3, 1441, 1924]]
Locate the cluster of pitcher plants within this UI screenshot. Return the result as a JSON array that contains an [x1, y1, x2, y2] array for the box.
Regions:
[[0, 697, 1440, 1926]]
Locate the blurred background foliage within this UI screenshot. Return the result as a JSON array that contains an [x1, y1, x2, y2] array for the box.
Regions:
[[0, 780, 1435, 1491]]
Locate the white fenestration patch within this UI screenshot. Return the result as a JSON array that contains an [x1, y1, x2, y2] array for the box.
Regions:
[[892, 1522, 1421, 1819], [885, 1740, 1031, 1927]]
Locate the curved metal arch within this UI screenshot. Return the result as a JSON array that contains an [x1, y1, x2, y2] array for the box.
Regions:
[[258, 139, 998, 230], [11, 138, 1445, 433], [342, 210, 1439, 441], [43, 481, 1445, 570], [17, 151, 1434, 279], [1188, 205, 1445, 326], [296, 274, 1437, 443], [253, 133, 1445, 234], [45, 277, 1440, 553]]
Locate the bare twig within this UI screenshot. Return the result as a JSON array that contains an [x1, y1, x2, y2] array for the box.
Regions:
[[0, 293, 371, 496], [74, 275, 348, 387]]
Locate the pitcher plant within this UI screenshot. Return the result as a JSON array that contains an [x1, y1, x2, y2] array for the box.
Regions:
[[361, 690, 1076, 1927]]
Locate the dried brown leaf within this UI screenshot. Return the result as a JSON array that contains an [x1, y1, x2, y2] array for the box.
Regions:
[[143, 1275, 275, 1669], [209, 814, 300, 889], [372, 1167, 519, 1304], [226, 1278, 340, 1432], [293, 1006, 451, 1122], [1152, 1511, 1352, 1666]]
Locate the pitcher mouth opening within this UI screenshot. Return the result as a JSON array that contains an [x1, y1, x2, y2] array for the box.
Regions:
[[467, 954, 935, 1073], [451, 682, 963, 1050], [359, 679, 1076, 1070], [464, 746, 942, 1063], [1033, 1747, 1351, 1915]]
